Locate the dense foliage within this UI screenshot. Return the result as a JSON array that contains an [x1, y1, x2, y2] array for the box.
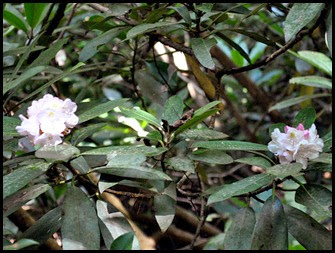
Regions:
[[3, 3, 332, 250]]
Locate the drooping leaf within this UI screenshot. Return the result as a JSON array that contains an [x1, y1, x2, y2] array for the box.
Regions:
[[3, 116, 21, 137], [227, 28, 276, 46], [24, 3, 49, 29], [35, 144, 80, 162], [3, 184, 51, 217], [293, 107, 316, 128], [284, 3, 324, 42], [235, 156, 271, 169], [3, 4, 29, 33], [191, 38, 217, 69], [207, 174, 275, 205], [169, 6, 192, 25], [188, 149, 233, 165], [295, 184, 332, 219], [3, 161, 51, 199], [71, 123, 107, 146], [283, 205, 332, 250], [127, 21, 181, 39], [119, 107, 161, 128], [162, 95, 184, 125], [177, 129, 228, 140], [62, 187, 100, 250], [110, 232, 135, 250], [265, 163, 303, 179], [192, 140, 268, 151], [289, 76, 332, 89], [154, 182, 177, 232], [297, 50, 332, 76], [251, 196, 288, 250], [3, 239, 39, 250], [78, 99, 129, 124], [81, 145, 167, 156], [224, 207, 256, 250], [166, 157, 195, 172]]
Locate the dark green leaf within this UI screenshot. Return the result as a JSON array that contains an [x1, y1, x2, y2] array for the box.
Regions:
[[106, 154, 146, 167], [311, 153, 332, 164], [71, 123, 107, 146], [227, 28, 276, 47], [191, 38, 217, 69], [224, 207, 256, 250], [207, 174, 275, 205], [293, 107, 316, 128], [62, 187, 100, 250], [289, 76, 332, 89], [70, 156, 90, 174], [81, 145, 167, 156], [235, 156, 271, 169], [283, 205, 332, 250], [188, 150, 233, 165], [24, 3, 49, 29], [3, 116, 21, 137], [3, 239, 39, 250], [127, 21, 181, 39], [177, 129, 228, 140], [268, 123, 286, 136], [162, 95, 184, 125], [35, 144, 80, 162], [3, 4, 29, 33], [192, 140, 268, 151], [322, 130, 332, 152], [251, 196, 288, 250], [194, 100, 221, 116], [110, 232, 134, 250], [166, 157, 195, 172], [284, 3, 324, 42], [265, 163, 303, 179], [169, 6, 192, 25], [119, 107, 161, 128]]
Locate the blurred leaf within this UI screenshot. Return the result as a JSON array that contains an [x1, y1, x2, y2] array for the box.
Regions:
[[3, 116, 21, 137], [265, 163, 303, 179], [192, 140, 268, 151], [119, 107, 161, 128], [71, 123, 107, 146], [35, 144, 80, 162], [289, 76, 332, 89], [3, 66, 46, 95], [3, 4, 29, 33], [207, 174, 275, 205], [191, 38, 217, 69], [79, 27, 126, 61], [162, 95, 184, 125], [19, 207, 62, 244], [78, 99, 128, 124], [177, 129, 228, 140], [127, 21, 180, 39], [81, 145, 167, 156], [268, 93, 331, 112], [224, 207, 256, 250], [3, 161, 51, 199], [24, 3, 49, 29], [284, 3, 324, 42], [169, 6, 192, 25], [295, 184, 332, 219], [3, 239, 39, 250], [251, 196, 288, 250], [293, 107, 316, 128], [188, 149, 233, 165], [3, 184, 51, 217], [227, 29, 275, 47], [166, 157, 195, 172], [3, 45, 45, 56], [297, 50, 332, 76], [70, 156, 90, 174], [311, 153, 332, 164], [62, 187, 100, 250], [154, 182, 177, 232], [235, 156, 271, 169], [110, 232, 134, 250], [203, 233, 225, 250], [194, 100, 221, 116], [106, 154, 146, 167], [231, 48, 245, 67], [284, 205, 332, 250], [322, 130, 332, 152], [325, 7, 332, 56]]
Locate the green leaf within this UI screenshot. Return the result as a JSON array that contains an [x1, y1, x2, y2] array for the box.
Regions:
[[106, 153, 146, 167], [3, 239, 39, 250], [297, 50, 332, 76], [174, 108, 218, 136], [194, 100, 221, 116], [284, 3, 324, 42], [70, 156, 90, 174], [289, 76, 332, 89], [192, 140, 268, 151], [295, 184, 332, 219], [235, 156, 271, 169], [71, 123, 107, 146], [19, 207, 62, 244], [224, 207, 256, 250], [293, 107, 316, 128], [191, 38, 217, 69], [268, 93, 331, 112], [62, 187, 100, 250], [311, 153, 332, 164], [154, 182, 177, 232], [24, 3, 49, 29], [162, 95, 184, 125], [79, 27, 126, 62], [251, 196, 288, 250], [166, 157, 195, 172], [322, 130, 332, 152], [3, 4, 29, 33], [118, 107, 161, 128], [169, 6, 192, 25], [268, 123, 286, 136], [177, 129, 228, 140], [325, 7, 332, 56], [227, 28, 276, 47], [207, 174, 275, 205], [265, 163, 303, 179], [110, 232, 134, 250], [188, 150, 233, 165], [3, 116, 21, 137], [127, 21, 180, 39], [3, 184, 51, 217], [78, 99, 128, 124], [81, 145, 167, 156], [3, 161, 51, 199], [3, 45, 45, 57], [283, 205, 332, 250], [3, 66, 46, 95], [35, 144, 80, 162]]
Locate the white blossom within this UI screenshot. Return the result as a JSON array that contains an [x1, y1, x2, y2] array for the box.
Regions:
[[16, 94, 79, 147], [268, 123, 324, 169]]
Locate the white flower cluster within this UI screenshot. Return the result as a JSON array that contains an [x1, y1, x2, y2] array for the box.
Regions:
[[16, 94, 79, 147], [268, 123, 324, 169]]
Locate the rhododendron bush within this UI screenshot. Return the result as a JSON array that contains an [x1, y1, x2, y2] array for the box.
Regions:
[[3, 3, 332, 251]]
